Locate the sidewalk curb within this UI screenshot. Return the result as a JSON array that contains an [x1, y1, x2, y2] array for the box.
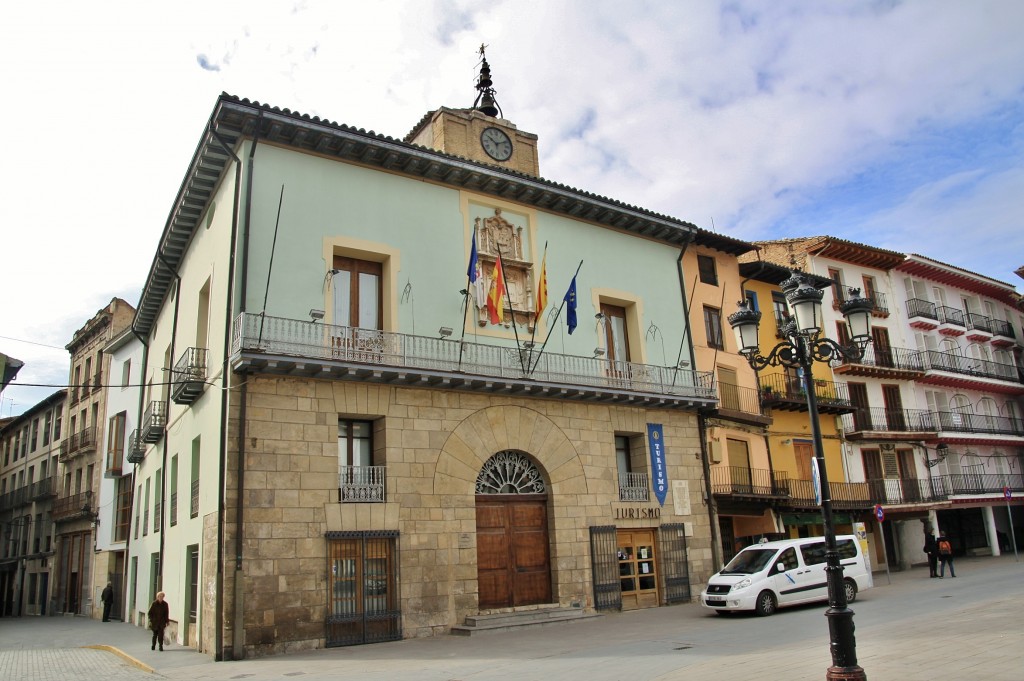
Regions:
[[84, 645, 155, 674]]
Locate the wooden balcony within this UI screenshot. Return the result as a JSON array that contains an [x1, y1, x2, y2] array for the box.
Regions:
[[231, 313, 717, 410]]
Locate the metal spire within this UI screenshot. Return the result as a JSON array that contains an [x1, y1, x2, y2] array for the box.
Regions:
[[472, 44, 503, 118]]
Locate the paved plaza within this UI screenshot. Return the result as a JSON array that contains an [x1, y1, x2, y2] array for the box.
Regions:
[[2, 554, 1021, 681]]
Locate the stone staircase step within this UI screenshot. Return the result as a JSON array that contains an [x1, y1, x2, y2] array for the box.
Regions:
[[451, 607, 599, 636]]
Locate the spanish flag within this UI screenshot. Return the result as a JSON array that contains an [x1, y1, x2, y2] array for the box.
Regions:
[[487, 255, 506, 324], [535, 246, 548, 322]]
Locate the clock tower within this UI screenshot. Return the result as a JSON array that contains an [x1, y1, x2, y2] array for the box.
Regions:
[[404, 51, 540, 176]]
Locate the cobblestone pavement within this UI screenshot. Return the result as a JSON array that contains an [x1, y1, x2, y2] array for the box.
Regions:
[[2, 554, 1021, 681]]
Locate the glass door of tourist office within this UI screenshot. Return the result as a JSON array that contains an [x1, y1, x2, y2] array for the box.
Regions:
[[617, 529, 659, 610]]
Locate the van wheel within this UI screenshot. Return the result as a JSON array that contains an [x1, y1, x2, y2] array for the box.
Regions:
[[844, 579, 858, 603], [754, 590, 777, 616]]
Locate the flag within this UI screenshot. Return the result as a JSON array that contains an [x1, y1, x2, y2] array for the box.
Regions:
[[535, 248, 548, 321], [467, 230, 479, 282], [564, 275, 577, 334], [487, 255, 506, 324]]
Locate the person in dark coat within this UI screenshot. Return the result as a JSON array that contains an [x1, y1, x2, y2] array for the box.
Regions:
[[937, 534, 956, 578], [147, 591, 170, 651], [101, 582, 114, 621], [923, 534, 939, 578]]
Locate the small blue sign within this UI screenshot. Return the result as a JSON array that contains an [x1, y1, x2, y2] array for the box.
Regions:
[[647, 423, 668, 507], [874, 504, 885, 522]]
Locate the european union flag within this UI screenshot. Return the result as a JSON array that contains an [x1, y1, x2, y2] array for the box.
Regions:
[[467, 230, 479, 283], [564, 275, 577, 334]]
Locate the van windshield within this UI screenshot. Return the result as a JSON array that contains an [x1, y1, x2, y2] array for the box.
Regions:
[[720, 548, 777, 575]]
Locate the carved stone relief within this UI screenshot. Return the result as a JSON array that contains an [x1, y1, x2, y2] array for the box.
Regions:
[[471, 208, 537, 329]]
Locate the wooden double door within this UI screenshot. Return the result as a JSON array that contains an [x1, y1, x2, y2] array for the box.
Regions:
[[475, 495, 552, 609]]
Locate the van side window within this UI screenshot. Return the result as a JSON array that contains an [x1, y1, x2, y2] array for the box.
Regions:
[[800, 542, 828, 566], [776, 547, 799, 571], [836, 539, 857, 559]]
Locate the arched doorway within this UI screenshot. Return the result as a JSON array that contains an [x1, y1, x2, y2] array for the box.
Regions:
[[475, 450, 552, 609]]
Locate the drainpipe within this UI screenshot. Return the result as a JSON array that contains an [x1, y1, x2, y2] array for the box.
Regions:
[[155, 253, 181, 590], [208, 115, 250, 661], [129, 323, 149, 614], [676, 233, 722, 569]]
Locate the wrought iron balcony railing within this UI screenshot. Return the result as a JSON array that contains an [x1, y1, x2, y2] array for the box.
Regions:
[[172, 347, 208, 405], [618, 472, 650, 502], [936, 306, 966, 327], [715, 382, 765, 418], [58, 426, 97, 462], [339, 465, 385, 502], [29, 476, 57, 500], [940, 471, 1024, 496], [906, 298, 937, 321], [142, 401, 167, 443], [52, 491, 94, 522], [965, 312, 993, 334], [919, 350, 1021, 383], [0, 486, 28, 511], [190, 479, 200, 518], [833, 344, 924, 373], [835, 285, 888, 315], [930, 411, 1024, 436], [758, 373, 853, 412], [126, 429, 146, 464], [842, 407, 936, 435], [785, 479, 874, 509], [710, 466, 789, 497], [231, 313, 716, 403]]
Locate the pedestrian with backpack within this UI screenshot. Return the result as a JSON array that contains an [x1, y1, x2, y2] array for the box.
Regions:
[[937, 534, 956, 578]]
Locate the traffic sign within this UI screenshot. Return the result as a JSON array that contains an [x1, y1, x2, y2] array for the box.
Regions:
[[1005, 486, 1012, 501], [874, 504, 885, 522]]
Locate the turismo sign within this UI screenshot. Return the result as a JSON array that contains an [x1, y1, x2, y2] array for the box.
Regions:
[[647, 423, 668, 507]]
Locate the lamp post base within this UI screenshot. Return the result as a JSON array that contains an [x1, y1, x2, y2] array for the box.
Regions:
[[826, 665, 867, 681]]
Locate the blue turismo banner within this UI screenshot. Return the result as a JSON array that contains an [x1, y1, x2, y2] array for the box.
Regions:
[[647, 423, 668, 507]]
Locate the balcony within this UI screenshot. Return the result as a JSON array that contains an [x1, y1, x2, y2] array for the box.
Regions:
[[786, 479, 873, 510], [58, 426, 97, 463], [231, 313, 717, 409], [931, 411, 1024, 437], [841, 407, 938, 439], [714, 382, 770, 426], [918, 350, 1023, 392], [832, 345, 924, 380], [618, 472, 650, 502], [172, 347, 208, 405], [710, 466, 789, 498], [29, 476, 57, 500], [867, 478, 946, 505], [990, 318, 1016, 348], [126, 429, 146, 464], [835, 285, 888, 317], [92, 371, 103, 393], [964, 312, 994, 343], [936, 306, 966, 337], [906, 298, 938, 330], [0, 486, 28, 512], [940, 470, 1024, 496], [758, 373, 854, 415], [142, 401, 167, 443], [339, 465, 385, 502], [52, 491, 94, 522]]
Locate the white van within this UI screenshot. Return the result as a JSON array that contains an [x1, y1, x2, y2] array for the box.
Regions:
[[699, 535, 872, 616]]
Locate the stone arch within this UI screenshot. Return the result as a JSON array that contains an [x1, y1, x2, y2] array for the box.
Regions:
[[433, 405, 586, 497]]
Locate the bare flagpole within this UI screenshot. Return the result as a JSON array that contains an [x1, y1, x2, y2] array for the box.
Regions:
[[525, 241, 547, 372], [529, 260, 583, 375], [494, 243, 527, 374]]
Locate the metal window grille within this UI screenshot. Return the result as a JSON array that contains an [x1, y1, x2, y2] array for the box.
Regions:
[[326, 531, 401, 647], [658, 523, 691, 604], [589, 525, 622, 611]]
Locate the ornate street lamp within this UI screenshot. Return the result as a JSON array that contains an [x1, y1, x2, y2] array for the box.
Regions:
[[728, 271, 873, 681]]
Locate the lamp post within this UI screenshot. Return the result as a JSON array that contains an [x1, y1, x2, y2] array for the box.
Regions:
[[728, 272, 873, 681]]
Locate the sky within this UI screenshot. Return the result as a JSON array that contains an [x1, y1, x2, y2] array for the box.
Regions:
[[1, 0, 1023, 417]]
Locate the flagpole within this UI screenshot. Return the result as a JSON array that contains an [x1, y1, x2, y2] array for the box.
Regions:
[[494, 243, 527, 374], [457, 227, 478, 372], [525, 241, 548, 371], [529, 260, 583, 375]]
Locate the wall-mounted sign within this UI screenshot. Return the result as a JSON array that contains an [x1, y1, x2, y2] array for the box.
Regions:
[[647, 423, 668, 507]]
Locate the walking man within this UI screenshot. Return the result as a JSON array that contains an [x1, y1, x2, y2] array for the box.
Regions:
[[101, 582, 114, 622], [923, 533, 939, 578]]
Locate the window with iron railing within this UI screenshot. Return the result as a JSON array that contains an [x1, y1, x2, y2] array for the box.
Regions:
[[190, 479, 200, 518]]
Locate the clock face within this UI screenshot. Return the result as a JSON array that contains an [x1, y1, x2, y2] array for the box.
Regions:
[[481, 127, 513, 161]]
